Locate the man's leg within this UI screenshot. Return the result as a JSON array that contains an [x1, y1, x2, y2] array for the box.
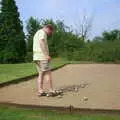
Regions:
[[37, 71, 45, 93], [35, 61, 45, 93], [44, 70, 54, 92]]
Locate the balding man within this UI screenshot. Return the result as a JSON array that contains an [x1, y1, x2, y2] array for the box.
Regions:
[[33, 24, 55, 96]]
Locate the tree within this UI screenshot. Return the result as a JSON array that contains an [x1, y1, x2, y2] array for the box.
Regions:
[[0, 0, 26, 63], [26, 17, 41, 52], [25, 18, 85, 61], [102, 29, 120, 41], [75, 12, 93, 41], [93, 36, 103, 42]]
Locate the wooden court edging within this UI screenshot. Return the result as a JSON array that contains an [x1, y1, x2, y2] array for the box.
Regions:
[[0, 63, 69, 88], [0, 102, 120, 115]]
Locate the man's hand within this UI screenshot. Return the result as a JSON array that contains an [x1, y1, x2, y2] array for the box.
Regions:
[[46, 55, 51, 62]]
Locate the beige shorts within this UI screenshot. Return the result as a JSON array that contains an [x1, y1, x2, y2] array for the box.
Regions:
[[35, 60, 51, 72]]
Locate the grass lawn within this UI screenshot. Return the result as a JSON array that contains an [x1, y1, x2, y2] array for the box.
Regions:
[[0, 58, 69, 84], [0, 105, 120, 120]]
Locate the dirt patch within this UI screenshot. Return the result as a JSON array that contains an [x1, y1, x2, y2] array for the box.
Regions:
[[0, 64, 120, 110]]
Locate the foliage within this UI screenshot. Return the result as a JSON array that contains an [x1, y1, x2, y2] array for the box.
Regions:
[[0, 0, 26, 63]]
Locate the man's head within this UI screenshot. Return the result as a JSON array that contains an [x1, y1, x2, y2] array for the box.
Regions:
[[43, 24, 54, 36]]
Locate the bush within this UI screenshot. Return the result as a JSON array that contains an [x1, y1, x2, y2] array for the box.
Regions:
[[63, 39, 120, 63], [0, 51, 4, 63], [25, 52, 33, 62]]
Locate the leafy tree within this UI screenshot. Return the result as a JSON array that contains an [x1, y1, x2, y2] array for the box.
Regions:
[[0, 0, 26, 63], [25, 18, 84, 61], [26, 17, 41, 52], [102, 29, 120, 41]]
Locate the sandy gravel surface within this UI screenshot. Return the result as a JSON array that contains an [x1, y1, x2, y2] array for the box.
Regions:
[[0, 64, 120, 110]]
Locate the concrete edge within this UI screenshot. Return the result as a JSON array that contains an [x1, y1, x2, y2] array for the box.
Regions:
[[0, 102, 120, 115], [0, 63, 69, 88]]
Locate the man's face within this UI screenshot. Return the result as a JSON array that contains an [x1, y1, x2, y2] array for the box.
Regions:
[[46, 28, 53, 36]]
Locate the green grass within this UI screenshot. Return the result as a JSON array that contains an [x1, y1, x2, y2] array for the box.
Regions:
[[0, 58, 69, 84], [0, 105, 120, 120]]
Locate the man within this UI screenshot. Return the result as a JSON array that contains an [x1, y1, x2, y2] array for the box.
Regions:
[[33, 24, 55, 96]]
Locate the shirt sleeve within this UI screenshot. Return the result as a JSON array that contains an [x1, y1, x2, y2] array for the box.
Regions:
[[38, 30, 46, 40]]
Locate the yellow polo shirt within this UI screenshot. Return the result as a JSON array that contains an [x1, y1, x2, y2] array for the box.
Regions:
[[33, 29, 49, 61]]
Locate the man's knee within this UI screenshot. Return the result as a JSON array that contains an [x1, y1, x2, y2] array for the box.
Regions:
[[38, 71, 45, 77], [44, 70, 51, 75]]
